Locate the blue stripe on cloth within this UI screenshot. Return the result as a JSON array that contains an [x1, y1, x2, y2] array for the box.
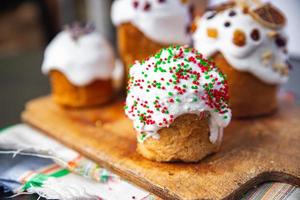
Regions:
[[0, 181, 14, 198], [0, 152, 54, 193]]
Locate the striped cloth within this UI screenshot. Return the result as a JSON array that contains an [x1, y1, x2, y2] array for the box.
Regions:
[[242, 182, 300, 200], [0, 124, 299, 200], [0, 124, 153, 200]]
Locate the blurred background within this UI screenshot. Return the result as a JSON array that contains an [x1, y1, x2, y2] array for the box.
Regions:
[[0, 0, 299, 127]]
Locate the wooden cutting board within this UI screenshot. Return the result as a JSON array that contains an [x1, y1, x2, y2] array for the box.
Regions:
[[22, 96, 300, 200]]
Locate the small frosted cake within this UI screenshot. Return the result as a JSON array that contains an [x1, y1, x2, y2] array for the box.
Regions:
[[192, 2, 290, 117], [42, 23, 115, 107], [111, 0, 192, 85], [125, 46, 231, 162]]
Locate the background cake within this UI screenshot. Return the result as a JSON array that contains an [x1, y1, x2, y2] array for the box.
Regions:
[[192, 1, 290, 117], [42, 23, 115, 107], [111, 0, 193, 86]]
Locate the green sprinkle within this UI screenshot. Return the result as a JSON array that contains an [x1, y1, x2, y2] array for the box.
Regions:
[[138, 133, 147, 143], [200, 60, 208, 66]]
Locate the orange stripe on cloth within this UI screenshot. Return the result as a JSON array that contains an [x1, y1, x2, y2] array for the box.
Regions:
[[67, 155, 82, 169], [19, 171, 36, 183], [39, 164, 62, 175]]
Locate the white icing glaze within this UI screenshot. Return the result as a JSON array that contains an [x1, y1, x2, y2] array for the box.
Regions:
[[125, 46, 231, 143], [42, 30, 115, 86], [193, 6, 289, 84], [111, 0, 191, 45]]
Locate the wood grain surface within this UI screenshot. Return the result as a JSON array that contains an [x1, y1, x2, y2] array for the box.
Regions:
[[22, 96, 300, 200]]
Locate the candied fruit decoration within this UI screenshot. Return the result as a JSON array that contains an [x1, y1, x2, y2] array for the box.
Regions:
[[65, 22, 95, 40], [224, 21, 231, 27], [180, 0, 189, 4], [207, 28, 218, 39], [144, 2, 151, 11], [133, 0, 139, 8], [189, 21, 198, 33], [206, 2, 235, 13], [233, 29, 246, 47], [229, 10, 236, 17], [206, 12, 216, 20], [275, 35, 287, 47], [250, 3, 286, 30], [250, 29, 260, 41]]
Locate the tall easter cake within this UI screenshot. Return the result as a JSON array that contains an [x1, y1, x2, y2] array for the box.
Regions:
[[111, 0, 193, 86], [42, 23, 115, 107], [125, 46, 231, 162], [193, 1, 290, 117]]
